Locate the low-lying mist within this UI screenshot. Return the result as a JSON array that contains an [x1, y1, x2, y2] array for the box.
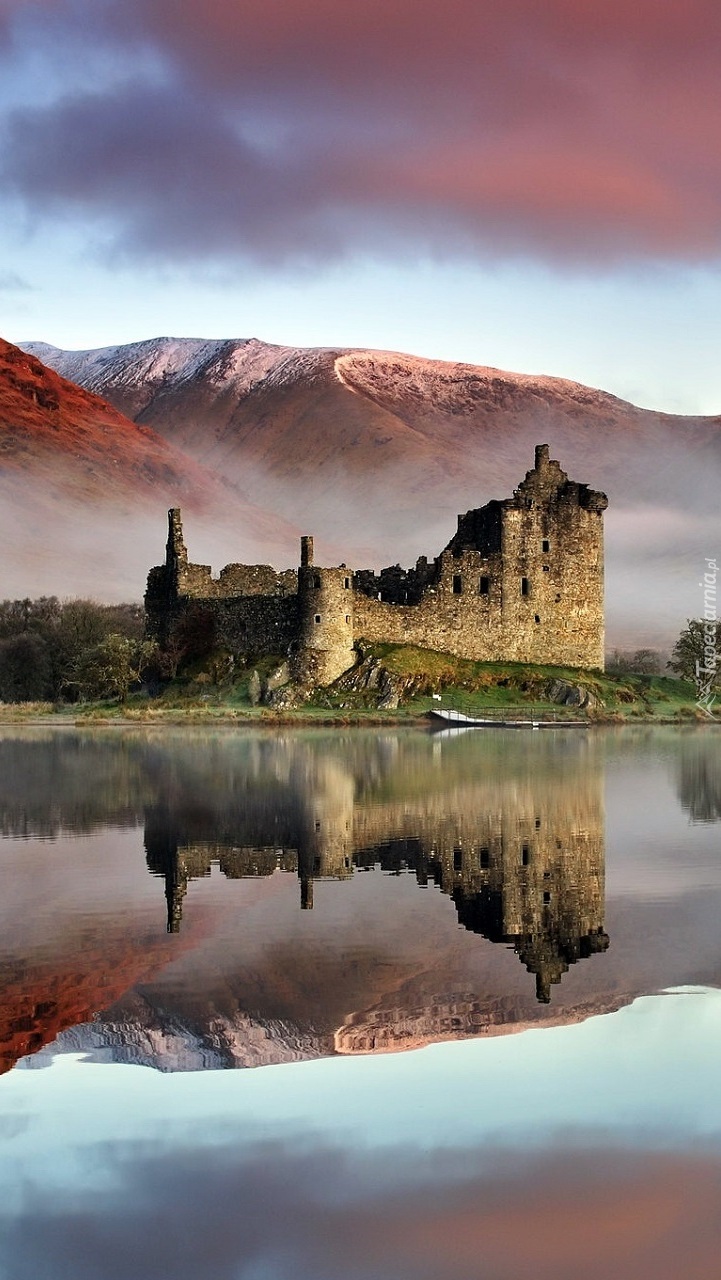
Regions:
[[3, 421, 718, 651]]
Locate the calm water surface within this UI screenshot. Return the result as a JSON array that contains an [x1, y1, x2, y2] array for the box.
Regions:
[[0, 725, 719, 1279]]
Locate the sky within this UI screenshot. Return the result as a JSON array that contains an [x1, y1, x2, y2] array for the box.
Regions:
[[1, 0, 721, 414]]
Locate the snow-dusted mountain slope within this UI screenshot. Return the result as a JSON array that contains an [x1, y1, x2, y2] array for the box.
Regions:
[[23, 337, 318, 421]]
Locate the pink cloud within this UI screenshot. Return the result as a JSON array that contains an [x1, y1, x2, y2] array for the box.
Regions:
[[2, 0, 721, 267]]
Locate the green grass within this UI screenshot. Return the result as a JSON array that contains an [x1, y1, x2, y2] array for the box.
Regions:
[[306, 643, 704, 721], [0, 643, 710, 724]]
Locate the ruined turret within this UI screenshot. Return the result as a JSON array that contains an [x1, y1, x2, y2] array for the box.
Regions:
[[166, 507, 188, 578], [292, 536, 355, 685]]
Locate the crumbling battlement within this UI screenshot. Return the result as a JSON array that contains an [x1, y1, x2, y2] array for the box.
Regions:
[[145, 444, 608, 678]]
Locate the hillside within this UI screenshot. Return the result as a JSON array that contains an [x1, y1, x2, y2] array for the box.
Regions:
[[25, 336, 721, 511], [21, 336, 721, 641], [0, 338, 227, 501], [0, 339, 298, 599]]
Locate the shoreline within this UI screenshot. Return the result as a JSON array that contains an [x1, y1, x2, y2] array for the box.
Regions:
[[1, 710, 718, 730]]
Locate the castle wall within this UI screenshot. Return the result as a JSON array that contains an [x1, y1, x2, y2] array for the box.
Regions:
[[497, 451, 605, 668], [145, 445, 607, 678], [209, 594, 297, 655], [145, 563, 298, 657], [354, 446, 606, 669], [176, 562, 297, 599], [354, 547, 507, 661]]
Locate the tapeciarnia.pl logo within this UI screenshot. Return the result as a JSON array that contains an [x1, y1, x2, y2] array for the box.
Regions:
[[696, 557, 718, 719]]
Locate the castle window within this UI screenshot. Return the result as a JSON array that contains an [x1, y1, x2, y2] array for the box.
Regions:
[[345, 615, 351, 624], [453, 846, 463, 871], [543, 891, 551, 905], [453, 575, 463, 594], [479, 575, 489, 595], [521, 577, 529, 596], [535, 614, 541, 624], [543, 565, 550, 573], [480, 847, 490, 869], [344, 577, 350, 589], [522, 844, 530, 866], [555, 593, 561, 602], [315, 614, 321, 623], [542, 539, 550, 553], [313, 574, 321, 589]]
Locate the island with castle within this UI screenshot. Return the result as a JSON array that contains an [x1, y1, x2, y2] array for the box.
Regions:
[[145, 444, 609, 688]]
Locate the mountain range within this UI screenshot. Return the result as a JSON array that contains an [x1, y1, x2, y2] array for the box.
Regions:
[[11, 335, 721, 640]]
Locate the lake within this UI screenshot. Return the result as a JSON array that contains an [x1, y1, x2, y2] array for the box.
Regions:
[[0, 724, 719, 1279]]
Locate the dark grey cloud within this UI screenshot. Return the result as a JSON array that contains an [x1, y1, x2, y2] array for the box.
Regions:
[[1, 79, 400, 268], [3, 0, 721, 270]]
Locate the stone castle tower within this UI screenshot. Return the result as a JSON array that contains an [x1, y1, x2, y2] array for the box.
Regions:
[[145, 445, 608, 674], [294, 535, 355, 685]]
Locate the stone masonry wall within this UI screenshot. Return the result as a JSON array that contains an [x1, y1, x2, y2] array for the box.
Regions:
[[354, 547, 507, 661], [145, 563, 298, 657], [293, 564, 355, 684], [177, 562, 297, 599], [145, 446, 607, 678], [354, 446, 606, 669]]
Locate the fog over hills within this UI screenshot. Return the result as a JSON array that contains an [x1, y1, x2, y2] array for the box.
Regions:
[[0, 338, 298, 600], [20, 337, 721, 644]]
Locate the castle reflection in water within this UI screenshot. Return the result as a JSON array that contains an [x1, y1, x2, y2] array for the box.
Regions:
[[145, 735, 609, 1004]]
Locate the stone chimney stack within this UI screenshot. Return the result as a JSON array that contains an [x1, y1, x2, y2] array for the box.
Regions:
[[535, 443, 550, 469]]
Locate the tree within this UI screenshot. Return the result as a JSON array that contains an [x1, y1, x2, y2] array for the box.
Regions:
[[0, 633, 52, 702], [0, 596, 61, 640], [0, 596, 146, 700], [629, 648, 663, 675], [607, 648, 663, 675], [668, 619, 721, 696], [75, 635, 160, 703]]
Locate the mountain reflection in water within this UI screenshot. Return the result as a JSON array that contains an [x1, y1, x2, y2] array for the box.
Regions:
[[0, 725, 719, 1072]]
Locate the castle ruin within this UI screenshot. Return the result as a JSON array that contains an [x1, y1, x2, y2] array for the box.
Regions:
[[144, 733, 609, 1007], [145, 444, 608, 676]]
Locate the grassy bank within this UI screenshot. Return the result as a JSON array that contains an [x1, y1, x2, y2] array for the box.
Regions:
[[0, 643, 711, 725]]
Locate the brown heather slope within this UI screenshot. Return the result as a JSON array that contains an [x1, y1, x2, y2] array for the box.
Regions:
[[0, 339, 299, 599], [0, 338, 219, 503]]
